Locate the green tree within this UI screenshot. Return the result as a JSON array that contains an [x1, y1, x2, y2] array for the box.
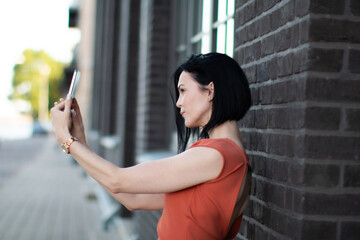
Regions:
[[10, 49, 65, 120]]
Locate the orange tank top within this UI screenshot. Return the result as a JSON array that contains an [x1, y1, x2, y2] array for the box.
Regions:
[[157, 138, 250, 240]]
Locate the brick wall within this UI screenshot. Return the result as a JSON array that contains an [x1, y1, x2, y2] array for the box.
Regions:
[[235, 0, 360, 239]]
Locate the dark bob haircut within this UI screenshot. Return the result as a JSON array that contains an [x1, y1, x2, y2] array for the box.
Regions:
[[172, 52, 252, 153]]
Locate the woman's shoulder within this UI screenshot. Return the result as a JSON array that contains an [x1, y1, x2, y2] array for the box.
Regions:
[[189, 138, 248, 164], [189, 138, 249, 182], [190, 138, 245, 153]]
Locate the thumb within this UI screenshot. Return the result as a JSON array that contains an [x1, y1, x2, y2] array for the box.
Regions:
[[64, 94, 73, 115]]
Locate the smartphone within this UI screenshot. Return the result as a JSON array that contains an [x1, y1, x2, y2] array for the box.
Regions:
[[68, 69, 81, 99]]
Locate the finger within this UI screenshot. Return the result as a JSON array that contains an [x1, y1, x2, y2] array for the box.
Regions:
[[64, 94, 73, 115], [50, 102, 63, 116], [59, 98, 64, 103], [53, 100, 66, 110], [72, 98, 83, 122]]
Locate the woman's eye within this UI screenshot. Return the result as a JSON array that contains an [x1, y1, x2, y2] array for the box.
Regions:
[[179, 89, 185, 93]]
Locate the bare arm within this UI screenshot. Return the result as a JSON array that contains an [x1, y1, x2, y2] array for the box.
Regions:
[[68, 141, 222, 194], [98, 180, 164, 210], [50, 97, 223, 210], [105, 191, 164, 211]]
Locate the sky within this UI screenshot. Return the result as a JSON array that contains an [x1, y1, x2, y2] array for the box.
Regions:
[[0, 0, 80, 110]]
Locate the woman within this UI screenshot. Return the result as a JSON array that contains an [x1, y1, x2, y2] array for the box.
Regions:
[[51, 53, 252, 239]]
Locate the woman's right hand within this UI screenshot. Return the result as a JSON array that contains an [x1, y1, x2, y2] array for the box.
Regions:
[[69, 98, 88, 146]]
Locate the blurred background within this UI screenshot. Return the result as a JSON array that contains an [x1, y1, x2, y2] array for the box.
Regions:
[[0, 0, 79, 139], [0, 0, 359, 240], [0, 0, 121, 239]]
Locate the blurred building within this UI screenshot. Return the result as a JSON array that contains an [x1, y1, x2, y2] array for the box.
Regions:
[[71, 0, 360, 239]]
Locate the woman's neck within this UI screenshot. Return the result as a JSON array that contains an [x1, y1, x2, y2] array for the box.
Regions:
[[208, 120, 245, 150], [208, 120, 240, 139]]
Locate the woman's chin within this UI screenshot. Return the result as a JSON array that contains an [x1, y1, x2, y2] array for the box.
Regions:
[[184, 121, 201, 129], [184, 121, 195, 128]]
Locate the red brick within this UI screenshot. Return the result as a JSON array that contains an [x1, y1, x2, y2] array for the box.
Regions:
[[309, 0, 345, 14], [277, 52, 293, 76], [254, 109, 268, 129], [302, 192, 360, 216], [267, 209, 287, 235], [306, 78, 360, 102], [308, 48, 343, 72], [272, 79, 306, 103], [268, 107, 305, 129], [247, 21, 259, 41], [305, 107, 341, 130], [302, 220, 337, 240], [260, 34, 275, 56], [344, 165, 360, 187], [263, 0, 281, 12], [292, 47, 308, 73], [348, 49, 360, 73], [295, 0, 310, 17], [256, 62, 269, 82], [344, 109, 360, 131], [348, 21, 360, 43], [267, 133, 295, 157], [279, 0, 295, 26], [244, 1, 256, 22], [258, 84, 272, 104], [243, 65, 257, 83], [351, 0, 360, 16], [236, 0, 249, 9], [290, 23, 300, 48], [310, 18, 354, 42], [301, 135, 360, 159], [270, 8, 281, 30], [258, 15, 271, 36], [303, 163, 340, 187], [340, 222, 360, 240]]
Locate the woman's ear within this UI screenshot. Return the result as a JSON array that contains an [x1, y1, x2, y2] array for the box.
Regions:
[[208, 82, 214, 101]]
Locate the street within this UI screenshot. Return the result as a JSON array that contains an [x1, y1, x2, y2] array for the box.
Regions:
[[0, 135, 121, 240]]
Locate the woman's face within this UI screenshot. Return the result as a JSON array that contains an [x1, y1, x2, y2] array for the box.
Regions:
[[176, 71, 213, 128]]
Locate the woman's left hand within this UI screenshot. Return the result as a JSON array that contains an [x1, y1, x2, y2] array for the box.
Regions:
[[69, 98, 87, 146], [50, 95, 73, 144]]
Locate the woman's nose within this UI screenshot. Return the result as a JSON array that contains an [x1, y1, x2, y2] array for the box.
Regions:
[[176, 97, 182, 108]]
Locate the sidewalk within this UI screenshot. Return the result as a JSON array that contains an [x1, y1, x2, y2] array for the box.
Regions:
[[0, 135, 122, 240]]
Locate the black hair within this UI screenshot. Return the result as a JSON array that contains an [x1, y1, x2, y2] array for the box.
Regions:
[[172, 52, 252, 153]]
